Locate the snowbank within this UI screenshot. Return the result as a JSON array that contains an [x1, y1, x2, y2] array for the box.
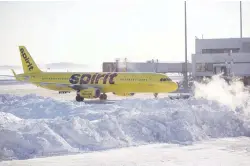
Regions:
[[2, 137, 250, 166], [0, 93, 250, 160]]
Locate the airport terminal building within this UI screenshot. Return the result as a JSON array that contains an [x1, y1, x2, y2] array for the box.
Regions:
[[103, 37, 250, 86], [191, 37, 250, 85]]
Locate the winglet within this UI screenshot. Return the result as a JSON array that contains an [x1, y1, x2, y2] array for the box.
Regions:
[[11, 69, 19, 81], [11, 69, 16, 77]]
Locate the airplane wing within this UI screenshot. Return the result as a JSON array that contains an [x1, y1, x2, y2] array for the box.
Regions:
[[0, 75, 15, 77], [35, 82, 103, 91]]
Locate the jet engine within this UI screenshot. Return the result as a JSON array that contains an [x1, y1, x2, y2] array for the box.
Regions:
[[79, 88, 101, 98], [113, 92, 135, 96]]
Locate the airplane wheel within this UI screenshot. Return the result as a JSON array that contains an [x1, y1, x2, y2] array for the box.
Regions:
[[103, 93, 107, 100], [153, 93, 158, 98], [99, 93, 107, 100], [99, 94, 104, 100], [76, 95, 84, 102]]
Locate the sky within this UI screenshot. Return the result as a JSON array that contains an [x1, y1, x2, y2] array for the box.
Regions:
[[0, 0, 250, 69]]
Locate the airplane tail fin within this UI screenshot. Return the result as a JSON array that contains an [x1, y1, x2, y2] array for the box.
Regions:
[[19, 46, 42, 74]]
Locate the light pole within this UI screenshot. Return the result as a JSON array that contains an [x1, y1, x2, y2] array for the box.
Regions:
[[240, 1, 243, 38], [184, 1, 188, 91]]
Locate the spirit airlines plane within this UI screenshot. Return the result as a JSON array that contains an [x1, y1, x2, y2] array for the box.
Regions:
[[12, 46, 178, 101]]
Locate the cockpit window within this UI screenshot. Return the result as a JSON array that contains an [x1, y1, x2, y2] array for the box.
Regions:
[[160, 77, 171, 81]]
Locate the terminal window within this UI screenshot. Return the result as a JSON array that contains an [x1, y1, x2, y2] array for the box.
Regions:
[[196, 63, 205, 72], [196, 63, 213, 72], [202, 48, 240, 54]]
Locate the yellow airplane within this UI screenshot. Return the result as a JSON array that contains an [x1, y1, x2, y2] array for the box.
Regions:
[[11, 46, 178, 101]]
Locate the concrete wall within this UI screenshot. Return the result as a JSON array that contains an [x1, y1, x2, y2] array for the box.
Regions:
[[193, 38, 250, 78], [233, 63, 250, 76], [192, 53, 250, 77], [192, 53, 250, 63], [195, 38, 250, 54], [193, 63, 250, 77]]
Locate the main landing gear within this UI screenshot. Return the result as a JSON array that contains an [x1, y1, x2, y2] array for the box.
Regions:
[[75, 91, 107, 102], [99, 93, 107, 100], [76, 94, 84, 102], [75, 90, 84, 102]]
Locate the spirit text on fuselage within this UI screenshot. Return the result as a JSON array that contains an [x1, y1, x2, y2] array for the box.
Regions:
[[69, 73, 118, 85]]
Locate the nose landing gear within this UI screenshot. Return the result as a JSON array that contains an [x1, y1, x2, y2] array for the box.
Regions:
[[153, 93, 158, 98], [99, 93, 107, 100]]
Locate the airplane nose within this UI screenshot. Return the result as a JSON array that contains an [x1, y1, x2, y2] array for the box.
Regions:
[[168, 81, 178, 92]]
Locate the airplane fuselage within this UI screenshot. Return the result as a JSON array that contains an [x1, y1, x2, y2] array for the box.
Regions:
[[13, 46, 179, 101], [17, 72, 178, 93]]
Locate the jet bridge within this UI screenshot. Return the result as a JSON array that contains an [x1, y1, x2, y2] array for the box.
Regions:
[[102, 61, 192, 73]]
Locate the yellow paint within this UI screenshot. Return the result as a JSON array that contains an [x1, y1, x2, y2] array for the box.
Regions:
[[13, 46, 178, 99]]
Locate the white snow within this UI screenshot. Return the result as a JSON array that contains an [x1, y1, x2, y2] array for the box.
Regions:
[[0, 74, 250, 165], [1, 137, 250, 166], [194, 75, 250, 112]]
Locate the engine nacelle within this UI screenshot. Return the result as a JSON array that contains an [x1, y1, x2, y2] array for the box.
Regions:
[[113, 92, 135, 96], [79, 88, 101, 98]]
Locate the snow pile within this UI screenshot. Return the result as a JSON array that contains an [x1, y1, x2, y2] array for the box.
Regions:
[[194, 74, 250, 114], [2, 137, 250, 166], [1, 92, 250, 160], [0, 112, 78, 160]]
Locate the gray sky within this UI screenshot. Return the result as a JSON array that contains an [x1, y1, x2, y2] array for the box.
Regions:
[[0, 0, 249, 67]]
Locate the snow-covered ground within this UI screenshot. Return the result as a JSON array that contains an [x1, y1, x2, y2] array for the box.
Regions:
[[0, 72, 250, 165], [1, 137, 250, 166]]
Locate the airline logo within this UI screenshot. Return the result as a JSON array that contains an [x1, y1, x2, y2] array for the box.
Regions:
[[20, 48, 34, 71], [69, 73, 118, 84]]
